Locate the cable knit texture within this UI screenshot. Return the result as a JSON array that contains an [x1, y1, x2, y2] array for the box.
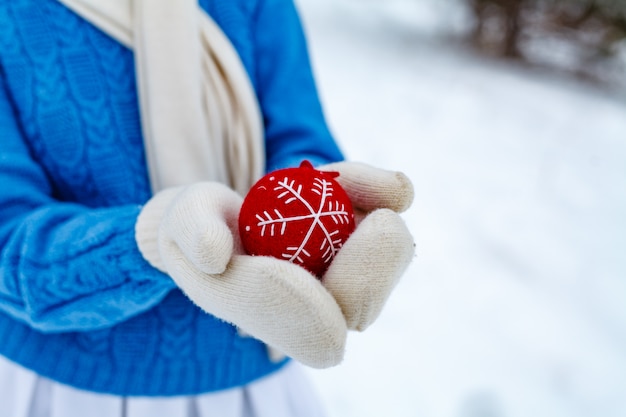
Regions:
[[0, 0, 343, 396]]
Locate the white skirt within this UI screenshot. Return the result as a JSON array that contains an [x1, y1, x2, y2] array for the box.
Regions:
[[0, 355, 327, 417]]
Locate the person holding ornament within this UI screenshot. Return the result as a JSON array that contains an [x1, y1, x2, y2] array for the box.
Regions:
[[0, 0, 415, 416]]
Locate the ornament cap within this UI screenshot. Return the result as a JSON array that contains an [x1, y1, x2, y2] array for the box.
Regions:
[[300, 159, 340, 179]]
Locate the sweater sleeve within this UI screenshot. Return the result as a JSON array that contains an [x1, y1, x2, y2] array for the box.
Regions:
[[0, 76, 176, 333], [252, 0, 345, 171]]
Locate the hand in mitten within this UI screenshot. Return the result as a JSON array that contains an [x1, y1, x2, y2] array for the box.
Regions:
[[318, 162, 416, 332], [135, 183, 347, 368]]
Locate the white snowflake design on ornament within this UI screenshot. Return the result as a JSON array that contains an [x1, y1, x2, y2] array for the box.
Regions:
[[253, 175, 352, 266]]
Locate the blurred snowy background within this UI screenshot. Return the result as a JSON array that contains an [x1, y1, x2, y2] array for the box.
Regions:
[[294, 0, 626, 416]]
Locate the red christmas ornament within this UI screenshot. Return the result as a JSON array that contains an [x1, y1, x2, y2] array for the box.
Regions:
[[239, 160, 355, 277]]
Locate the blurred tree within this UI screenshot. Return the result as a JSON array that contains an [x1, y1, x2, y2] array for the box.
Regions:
[[545, 0, 626, 54], [470, 0, 524, 57], [467, 0, 626, 86]]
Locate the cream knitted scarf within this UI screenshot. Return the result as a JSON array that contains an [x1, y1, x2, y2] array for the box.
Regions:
[[57, 0, 265, 195]]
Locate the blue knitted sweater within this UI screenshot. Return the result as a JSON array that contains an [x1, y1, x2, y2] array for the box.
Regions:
[[0, 0, 343, 396]]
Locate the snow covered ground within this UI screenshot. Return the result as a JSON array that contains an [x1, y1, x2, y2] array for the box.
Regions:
[[295, 1, 626, 416]]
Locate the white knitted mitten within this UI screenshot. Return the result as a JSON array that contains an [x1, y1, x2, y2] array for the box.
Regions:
[[318, 162, 415, 331], [135, 182, 347, 368]]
